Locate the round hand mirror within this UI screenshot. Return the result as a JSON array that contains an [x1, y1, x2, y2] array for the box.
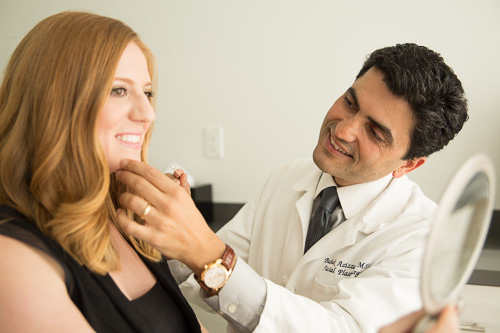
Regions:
[[414, 154, 495, 332]]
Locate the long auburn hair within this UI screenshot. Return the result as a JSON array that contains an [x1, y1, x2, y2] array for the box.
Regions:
[[0, 11, 161, 274]]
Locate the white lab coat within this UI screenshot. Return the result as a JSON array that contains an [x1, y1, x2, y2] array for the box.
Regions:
[[216, 159, 438, 332]]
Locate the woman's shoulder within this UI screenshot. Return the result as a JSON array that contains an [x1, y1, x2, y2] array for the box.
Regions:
[[0, 226, 93, 331], [0, 205, 72, 303], [0, 229, 66, 280], [0, 205, 57, 255], [0, 205, 73, 286]]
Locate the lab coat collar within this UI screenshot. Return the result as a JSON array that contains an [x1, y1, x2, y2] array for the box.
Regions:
[[357, 175, 421, 234], [296, 170, 394, 221], [335, 174, 393, 220], [291, 166, 403, 268], [292, 164, 323, 194]]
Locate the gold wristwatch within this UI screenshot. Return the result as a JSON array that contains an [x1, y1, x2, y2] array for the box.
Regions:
[[195, 244, 237, 295]]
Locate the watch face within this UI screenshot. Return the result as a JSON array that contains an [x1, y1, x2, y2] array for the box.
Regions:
[[204, 265, 228, 289]]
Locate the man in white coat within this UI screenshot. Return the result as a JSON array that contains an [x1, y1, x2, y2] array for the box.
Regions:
[[116, 43, 469, 332]]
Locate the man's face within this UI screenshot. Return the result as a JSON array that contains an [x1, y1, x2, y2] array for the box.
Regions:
[[313, 67, 425, 186]]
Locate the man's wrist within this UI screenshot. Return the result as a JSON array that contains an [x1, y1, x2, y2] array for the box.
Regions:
[[195, 244, 237, 295], [186, 233, 226, 276]]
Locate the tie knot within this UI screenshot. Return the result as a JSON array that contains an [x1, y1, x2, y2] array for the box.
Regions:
[[319, 186, 339, 213]]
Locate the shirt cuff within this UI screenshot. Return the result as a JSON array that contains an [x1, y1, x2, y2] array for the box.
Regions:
[[201, 258, 266, 332], [167, 259, 193, 284]]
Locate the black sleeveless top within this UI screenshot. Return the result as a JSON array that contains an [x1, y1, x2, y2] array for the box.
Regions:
[[0, 206, 201, 333]]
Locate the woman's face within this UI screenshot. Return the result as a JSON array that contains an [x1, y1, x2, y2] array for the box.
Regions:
[[98, 42, 155, 173]]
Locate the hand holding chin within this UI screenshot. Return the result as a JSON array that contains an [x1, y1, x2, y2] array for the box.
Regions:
[[115, 159, 224, 275]]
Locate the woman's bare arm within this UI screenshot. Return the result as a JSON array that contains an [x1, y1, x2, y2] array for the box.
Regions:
[[0, 235, 94, 332]]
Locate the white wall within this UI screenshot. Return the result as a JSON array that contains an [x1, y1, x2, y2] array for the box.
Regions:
[[1, 0, 500, 208]]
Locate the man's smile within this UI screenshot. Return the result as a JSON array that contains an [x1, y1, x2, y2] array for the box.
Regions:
[[330, 134, 352, 157]]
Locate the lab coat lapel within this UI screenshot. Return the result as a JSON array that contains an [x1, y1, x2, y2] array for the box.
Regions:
[[292, 168, 322, 245], [291, 169, 362, 270], [297, 214, 362, 268], [298, 177, 415, 266]]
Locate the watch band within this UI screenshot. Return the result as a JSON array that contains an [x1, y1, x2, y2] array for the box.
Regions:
[[196, 244, 237, 295], [221, 244, 237, 270]]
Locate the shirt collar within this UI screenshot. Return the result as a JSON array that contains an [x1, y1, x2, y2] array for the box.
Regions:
[[314, 173, 394, 219]]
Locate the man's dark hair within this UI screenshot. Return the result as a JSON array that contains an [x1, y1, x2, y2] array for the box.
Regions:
[[356, 43, 468, 160]]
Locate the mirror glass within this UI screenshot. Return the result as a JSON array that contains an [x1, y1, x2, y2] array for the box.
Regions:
[[429, 172, 489, 304], [420, 154, 495, 315]]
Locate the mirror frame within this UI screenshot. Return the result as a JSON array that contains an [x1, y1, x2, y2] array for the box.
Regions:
[[420, 153, 496, 314]]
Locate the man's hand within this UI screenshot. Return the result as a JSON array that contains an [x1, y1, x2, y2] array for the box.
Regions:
[[115, 159, 225, 276], [378, 305, 459, 333], [165, 167, 191, 196]]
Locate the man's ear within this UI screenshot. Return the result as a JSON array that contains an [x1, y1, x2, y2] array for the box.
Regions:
[[392, 157, 426, 178]]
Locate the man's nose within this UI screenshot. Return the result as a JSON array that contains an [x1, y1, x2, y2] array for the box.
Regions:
[[335, 116, 359, 143]]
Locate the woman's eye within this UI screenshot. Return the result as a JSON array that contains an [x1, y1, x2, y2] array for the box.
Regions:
[[111, 87, 126, 96], [145, 91, 155, 101]]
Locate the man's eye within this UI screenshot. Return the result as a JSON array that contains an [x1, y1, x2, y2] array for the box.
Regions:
[[111, 87, 126, 96], [344, 96, 352, 107], [370, 127, 384, 142]]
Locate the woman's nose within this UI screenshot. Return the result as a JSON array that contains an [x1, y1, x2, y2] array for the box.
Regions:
[[131, 93, 156, 123]]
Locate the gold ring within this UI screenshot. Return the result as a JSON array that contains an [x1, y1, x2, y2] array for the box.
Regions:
[[141, 203, 152, 218]]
